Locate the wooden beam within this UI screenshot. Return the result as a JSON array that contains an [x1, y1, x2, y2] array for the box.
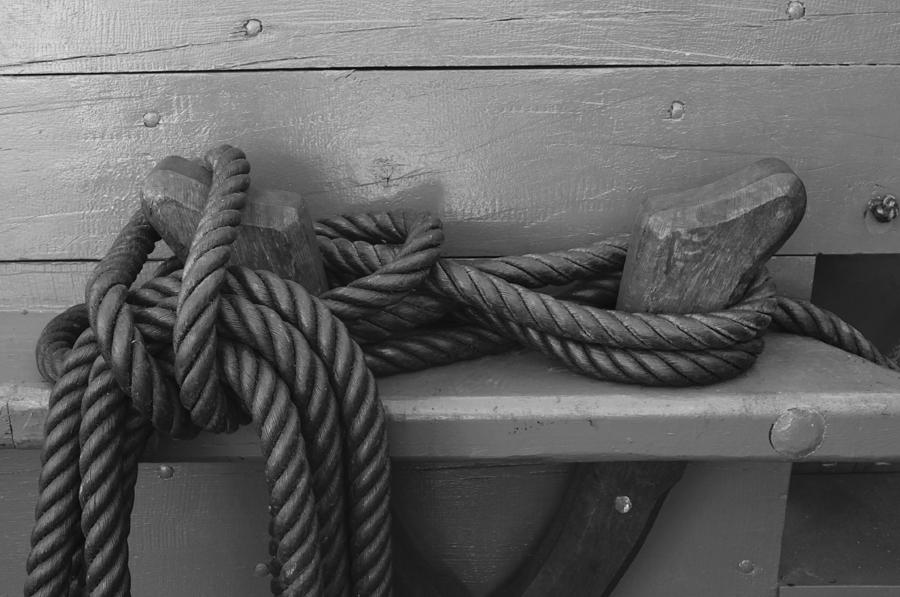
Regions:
[[4, 311, 900, 460], [1, 68, 899, 260], [780, 588, 900, 596], [0, 255, 812, 312], [2, 1, 900, 72]]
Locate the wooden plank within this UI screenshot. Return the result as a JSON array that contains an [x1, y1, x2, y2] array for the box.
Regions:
[[1, 68, 899, 260], [0, 254, 814, 312], [780, 473, 900, 587], [613, 462, 791, 597], [0, 451, 282, 596], [3, 1, 900, 72], [391, 461, 572, 595], [780, 587, 900, 596], [5, 310, 900, 461]]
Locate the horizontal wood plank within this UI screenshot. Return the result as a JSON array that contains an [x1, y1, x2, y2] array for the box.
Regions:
[[0, 255, 814, 310], [3, 1, 900, 72], [5, 309, 900, 461], [2, 68, 899, 260], [780, 588, 900, 596]]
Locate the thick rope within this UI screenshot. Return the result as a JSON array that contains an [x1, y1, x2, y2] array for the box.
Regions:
[[27, 145, 897, 597]]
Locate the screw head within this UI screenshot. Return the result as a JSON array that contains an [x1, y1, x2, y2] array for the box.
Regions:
[[614, 495, 633, 514], [158, 464, 174, 479], [737, 559, 755, 574], [142, 111, 160, 128], [786, 1, 805, 19], [244, 19, 263, 37], [869, 194, 899, 223]]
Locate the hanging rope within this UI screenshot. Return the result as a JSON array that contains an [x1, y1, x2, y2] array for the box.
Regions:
[[25, 145, 896, 597]]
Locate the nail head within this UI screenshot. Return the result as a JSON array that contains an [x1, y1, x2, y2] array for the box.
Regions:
[[253, 563, 270, 577], [142, 111, 160, 128], [787, 1, 805, 19], [614, 495, 633, 514], [244, 19, 263, 37]]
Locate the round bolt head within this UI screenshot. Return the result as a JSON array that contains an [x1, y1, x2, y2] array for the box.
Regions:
[[770, 407, 826, 458], [786, 1, 805, 19], [244, 19, 263, 37], [142, 111, 160, 128], [737, 559, 755, 574], [614, 495, 633, 514], [158, 464, 174, 479], [253, 562, 270, 577]]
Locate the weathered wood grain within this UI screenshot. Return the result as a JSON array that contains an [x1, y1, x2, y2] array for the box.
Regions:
[[3, 1, 900, 72], [5, 311, 900, 460], [1, 68, 899, 260], [613, 462, 791, 597]]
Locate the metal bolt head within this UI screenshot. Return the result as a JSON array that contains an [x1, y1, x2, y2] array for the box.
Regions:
[[614, 495, 633, 514], [668, 101, 686, 121], [786, 1, 805, 19], [737, 559, 755, 574], [869, 194, 899, 223], [244, 18, 263, 37], [770, 408, 826, 458], [158, 464, 174, 479], [142, 111, 160, 128]]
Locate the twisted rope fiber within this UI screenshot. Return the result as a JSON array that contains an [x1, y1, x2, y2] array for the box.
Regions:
[[27, 145, 897, 596]]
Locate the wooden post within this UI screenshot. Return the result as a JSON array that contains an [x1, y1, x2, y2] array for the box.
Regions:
[[141, 155, 328, 294], [504, 159, 806, 596]]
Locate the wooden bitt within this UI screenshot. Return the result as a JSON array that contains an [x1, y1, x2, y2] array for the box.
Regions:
[[509, 159, 806, 596], [141, 155, 328, 294]]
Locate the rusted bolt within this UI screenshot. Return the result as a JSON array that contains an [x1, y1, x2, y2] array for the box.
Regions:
[[158, 464, 174, 479], [786, 1, 805, 19], [614, 495, 633, 514], [770, 408, 826, 458], [244, 18, 263, 37], [668, 101, 686, 121], [868, 194, 899, 223], [737, 559, 756, 574], [142, 111, 160, 128]]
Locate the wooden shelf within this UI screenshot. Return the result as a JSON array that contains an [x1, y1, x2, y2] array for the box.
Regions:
[[4, 310, 900, 461]]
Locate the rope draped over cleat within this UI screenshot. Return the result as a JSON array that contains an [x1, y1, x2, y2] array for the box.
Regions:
[[26, 145, 896, 597]]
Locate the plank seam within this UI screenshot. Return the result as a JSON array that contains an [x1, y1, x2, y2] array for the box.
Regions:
[[3, 63, 900, 77]]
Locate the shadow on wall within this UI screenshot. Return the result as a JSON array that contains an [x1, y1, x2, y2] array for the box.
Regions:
[[812, 255, 900, 357]]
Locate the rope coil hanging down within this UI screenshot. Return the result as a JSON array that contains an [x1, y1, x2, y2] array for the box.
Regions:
[[26, 145, 896, 597]]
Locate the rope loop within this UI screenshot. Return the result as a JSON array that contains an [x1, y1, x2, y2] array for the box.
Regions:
[[174, 144, 250, 432]]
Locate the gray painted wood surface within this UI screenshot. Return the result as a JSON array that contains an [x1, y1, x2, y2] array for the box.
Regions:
[[780, 473, 900, 587], [613, 462, 791, 597], [3, 1, 900, 72], [6, 309, 900, 461], [780, 588, 900, 596], [2, 68, 900, 260]]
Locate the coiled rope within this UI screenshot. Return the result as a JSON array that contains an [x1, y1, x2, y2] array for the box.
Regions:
[[26, 145, 896, 597]]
